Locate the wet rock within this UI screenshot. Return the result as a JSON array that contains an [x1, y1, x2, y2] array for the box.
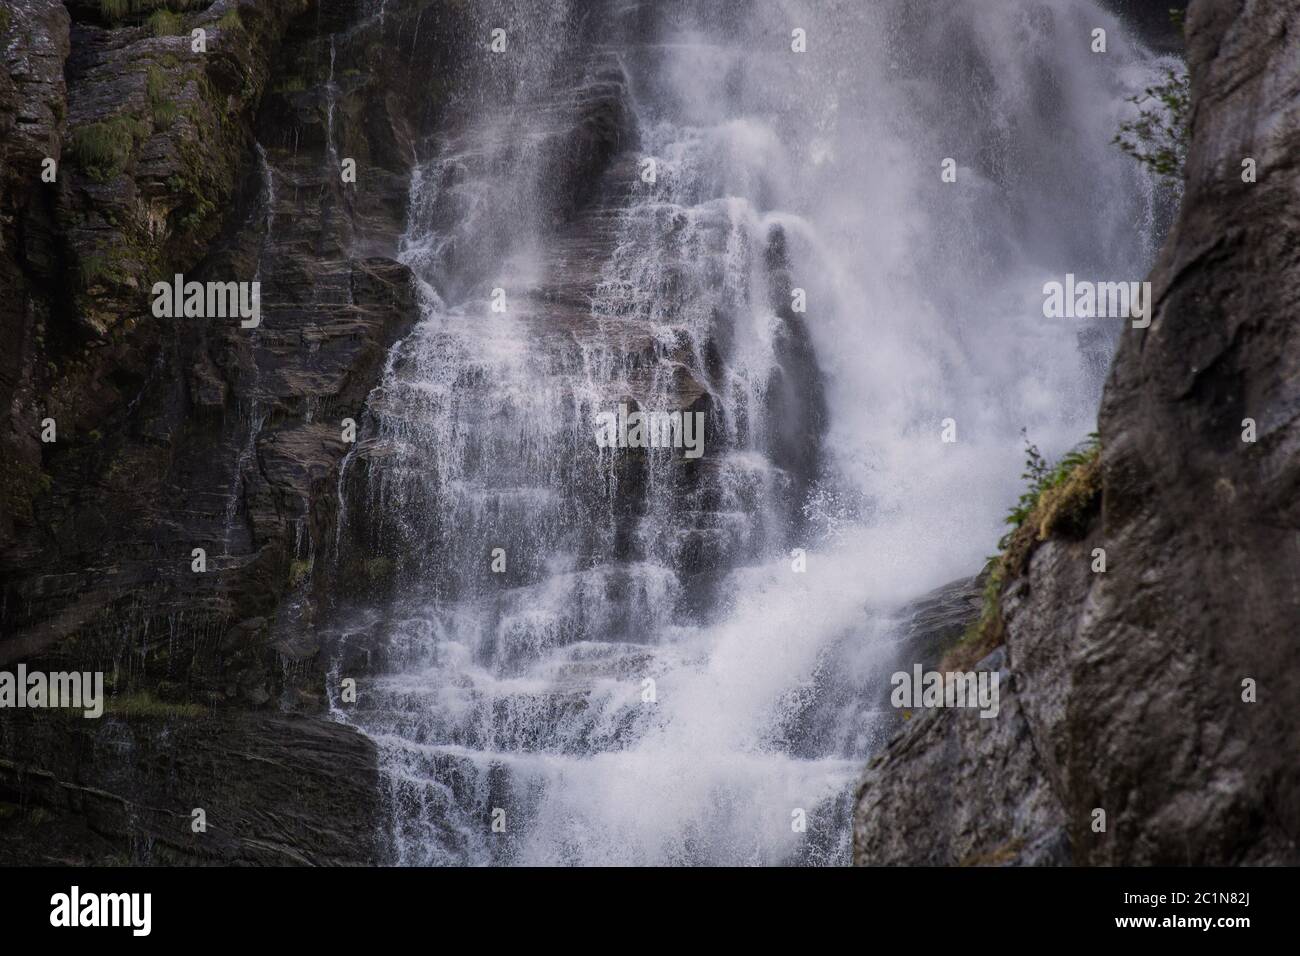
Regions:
[[855, 648, 1071, 866], [0, 710, 381, 865], [855, 0, 1300, 866], [0, 0, 471, 865]]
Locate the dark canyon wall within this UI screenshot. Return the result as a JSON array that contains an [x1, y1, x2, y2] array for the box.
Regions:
[[0, 0, 475, 864], [1, 0, 1293, 866]]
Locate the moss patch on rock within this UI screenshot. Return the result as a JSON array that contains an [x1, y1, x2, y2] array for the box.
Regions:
[[104, 691, 206, 720], [68, 115, 149, 182], [0, 460, 54, 525]]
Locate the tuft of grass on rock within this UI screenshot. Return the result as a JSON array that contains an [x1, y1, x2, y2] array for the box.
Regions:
[[943, 433, 1101, 671], [104, 690, 206, 719], [0, 459, 53, 524], [288, 558, 313, 587], [274, 76, 308, 94], [101, 0, 207, 26], [147, 9, 183, 36], [100, 0, 131, 21], [364, 557, 395, 582], [69, 115, 148, 182], [147, 66, 178, 129]]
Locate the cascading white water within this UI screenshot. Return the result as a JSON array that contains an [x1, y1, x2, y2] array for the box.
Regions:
[[329, 0, 1177, 864]]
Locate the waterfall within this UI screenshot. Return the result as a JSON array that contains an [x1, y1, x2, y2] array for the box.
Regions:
[[326, 0, 1176, 865]]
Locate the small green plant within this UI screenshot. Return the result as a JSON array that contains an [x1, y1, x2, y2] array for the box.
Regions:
[[1001, 431, 1100, 544], [0, 7, 12, 34], [147, 8, 183, 36], [69, 115, 147, 181], [147, 66, 178, 129], [179, 196, 216, 231], [1113, 12, 1190, 182], [100, 0, 131, 21], [1114, 68, 1190, 182], [274, 76, 308, 94], [288, 558, 313, 587], [0, 460, 54, 524], [219, 8, 242, 30], [101, 0, 207, 25], [26, 807, 52, 827], [1003, 435, 1050, 534], [78, 253, 112, 286], [364, 556, 395, 582]]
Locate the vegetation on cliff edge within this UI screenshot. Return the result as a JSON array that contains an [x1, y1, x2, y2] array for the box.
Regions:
[[943, 433, 1102, 670], [1113, 10, 1190, 182]]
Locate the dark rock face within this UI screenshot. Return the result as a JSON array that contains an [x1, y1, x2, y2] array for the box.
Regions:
[[0, 710, 379, 865], [763, 224, 828, 513], [856, 649, 1072, 867], [856, 0, 1300, 866], [873, 576, 983, 728], [0, 0, 476, 864]]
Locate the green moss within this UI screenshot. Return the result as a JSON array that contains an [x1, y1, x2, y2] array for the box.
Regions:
[[101, 0, 207, 25], [78, 251, 132, 288], [218, 8, 242, 30], [178, 196, 215, 232], [1034, 450, 1102, 541], [168, 129, 224, 234], [104, 691, 205, 719], [364, 557, 395, 582], [147, 9, 183, 36], [147, 66, 178, 129], [100, 0, 131, 20], [0, 459, 53, 524], [0, 8, 11, 34], [274, 76, 308, 94], [1002, 432, 1100, 539], [943, 558, 1007, 672], [26, 807, 52, 827], [79, 254, 108, 285], [69, 115, 148, 182], [288, 558, 313, 587]]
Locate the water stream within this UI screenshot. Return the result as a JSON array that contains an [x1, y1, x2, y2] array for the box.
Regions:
[[327, 0, 1176, 865]]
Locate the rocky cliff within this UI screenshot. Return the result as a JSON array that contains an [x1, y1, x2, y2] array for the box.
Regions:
[[0, 0, 477, 865], [3, 0, 1294, 868], [855, 0, 1300, 866]]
